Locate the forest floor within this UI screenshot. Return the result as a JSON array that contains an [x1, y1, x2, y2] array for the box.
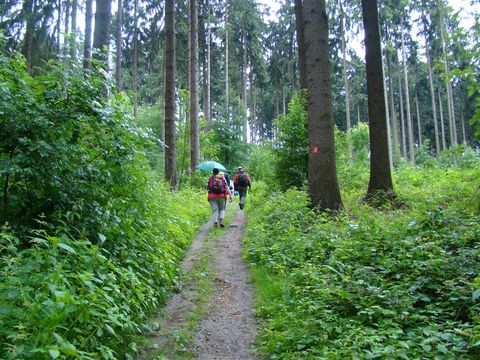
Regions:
[[140, 206, 258, 360]]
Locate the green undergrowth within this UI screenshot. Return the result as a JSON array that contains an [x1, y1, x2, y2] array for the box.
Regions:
[[244, 167, 480, 359], [146, 206, 236, 360], [0, 46, 212, 359]]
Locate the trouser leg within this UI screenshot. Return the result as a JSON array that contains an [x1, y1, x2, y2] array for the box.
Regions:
[[239, 188, 247, 207], [210, 199, 220, 223], [218, 198, 226, 223]]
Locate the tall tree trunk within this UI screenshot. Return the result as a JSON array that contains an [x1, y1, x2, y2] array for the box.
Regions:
[[224, 0, 229, 120], [461, 113, 467, 144], [401, 32, 415, 165], [415, 89, 422, 146], [64, 0, 70, 57], [70, 0, 77, 60], [438, 90, 446, 149], [381, 45, 393, 170], [189, 0, 200, 169], [425, 36, 440, 154], [294, 0, 307, 90], [204, 0, 211, 125], [83, 0, 93, 69], [164, 0, 177, 188], [115, 0, 123, 91], [242, 37, 248, 141], [387, 56, 400, 164], [56, 0, 62, 52], [439, 11, 457, 147], [22, 0, 34, 72], [340, 4, 352, 160], [362, 0, 394, 199], [302, 0, 342, 210], [133, 0, 138, 117], [93, 0, 112, 61], [396, 50, 407, 159]]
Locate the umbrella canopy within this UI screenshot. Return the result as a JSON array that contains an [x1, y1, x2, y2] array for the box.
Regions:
[[195, 161, 227, 172]]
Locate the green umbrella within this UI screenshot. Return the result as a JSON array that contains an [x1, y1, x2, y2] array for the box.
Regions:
[[195, 161, 227, 172]]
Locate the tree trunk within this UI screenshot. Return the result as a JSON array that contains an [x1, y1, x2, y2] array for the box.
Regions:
[[93, 0, 112, 60], [439, 12, 457, 147], [115, 0, 123, 91], [83, 0, 93, 69], [56, 0, 62, 52], [224, 0, 229, 121], [461, 113, 467, 144], [190, 0, 200, 169], [22, 0, 34, 72], [340, 4, 352, 160], [164, 0, 177, 188], [64, 0, 70, 56], [438, 90, 446, 149], [294, 0, 307, 90], [396, 50, 407, 159], [415, 89, 422, 146], [401, 32, 415, 165], [387, 56, 400, 164], [362, 0, 394, 198], [425, 36, 440, 154], [133, 0, 138, 117], [70, 0, 77, 60], [204, 0, 211, 125], [303, 0, 342, 210]]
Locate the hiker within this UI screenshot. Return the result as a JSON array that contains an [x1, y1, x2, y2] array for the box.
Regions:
[[233, 166, 252, 210], [207, 168, 232, 227], [220, 171, 233, 210]]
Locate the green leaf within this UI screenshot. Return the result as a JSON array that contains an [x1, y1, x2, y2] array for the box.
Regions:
[[48, 349, 60, 359], [473, 289, 480, 301], [57, 242, 76, 254]]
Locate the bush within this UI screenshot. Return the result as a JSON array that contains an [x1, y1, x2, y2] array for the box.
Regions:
[[0, 46, 210, 358], [244, 170, 480, 359]]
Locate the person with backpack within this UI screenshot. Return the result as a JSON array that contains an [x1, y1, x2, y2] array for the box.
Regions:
[[206, 168, 232, 227], [233, 166, 251, 210]]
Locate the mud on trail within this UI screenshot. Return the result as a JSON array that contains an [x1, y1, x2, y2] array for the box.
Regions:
[[141, 209, 257, 360]]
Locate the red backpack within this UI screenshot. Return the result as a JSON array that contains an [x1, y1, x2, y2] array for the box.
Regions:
[[208, 175, 225, 194]]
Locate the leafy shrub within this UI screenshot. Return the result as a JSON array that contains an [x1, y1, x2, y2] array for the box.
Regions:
[[244, 170, 479, 359], [0, 46, 210, 358], [272, 93, 308, 191]]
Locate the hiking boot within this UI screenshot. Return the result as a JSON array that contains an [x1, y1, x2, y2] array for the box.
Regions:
[[220, 222, 225, 228], [239, 204, 244, 210], [213, 222, 218, 227]]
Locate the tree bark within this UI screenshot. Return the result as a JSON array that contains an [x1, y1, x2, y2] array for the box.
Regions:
[[190, 0, 200, 169], [115, 0, 123, 91], [294, 0, 307, 90], [362, 0, 394, 198], [303, 0, 342, 210], [401, 32, 415, 165], [340, 3, 352, 160], [438, 90, 446, 149], [133, 0, 138, 117], [425, 36, 440, 154], [224, 0, 229, 121], [83, 0, 93, 69], [164, 0, 177, 188], [22, 0, 34, 72], [204, 0, 211, 125], [70, 0, 77, 59], [396, 49, 407, 159], [387, 55, 400, 164], [64, 0, 70, 57], [93, 0, 112, 60], [439, 11, 457, 147], [415, 89, 422, 146]]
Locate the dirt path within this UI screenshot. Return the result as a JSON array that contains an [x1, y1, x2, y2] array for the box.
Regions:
[[142, 209, 257, 360]]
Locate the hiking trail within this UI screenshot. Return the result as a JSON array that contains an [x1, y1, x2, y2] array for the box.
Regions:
[[141, 208, 257, 360]]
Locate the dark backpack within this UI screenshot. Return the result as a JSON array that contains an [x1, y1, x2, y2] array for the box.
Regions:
[[209, 176, 225, 194], [237, 173, 248, 187]]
